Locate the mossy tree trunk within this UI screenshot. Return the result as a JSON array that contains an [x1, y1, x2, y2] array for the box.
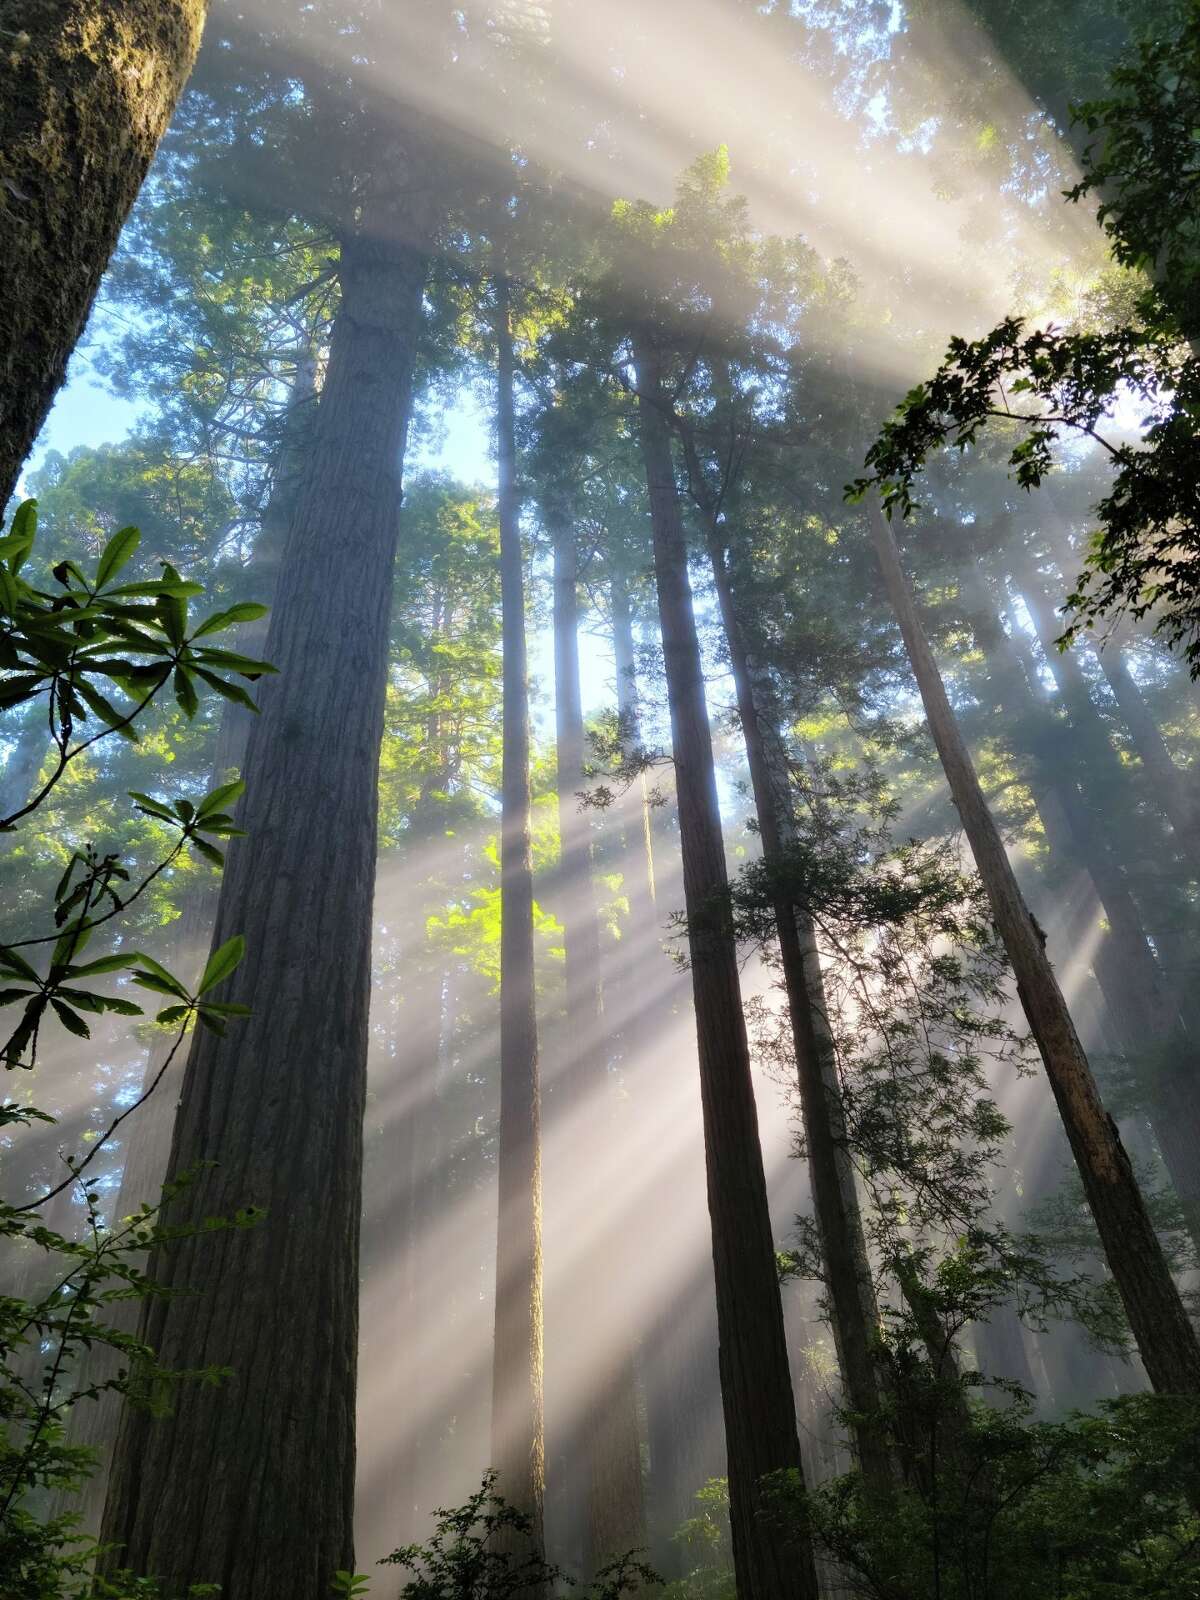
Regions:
[[0, 0, 207, 504]]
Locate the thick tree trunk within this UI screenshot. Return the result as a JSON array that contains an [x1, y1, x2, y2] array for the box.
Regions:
[[57, 352, 319, 1541], [635, 334, 818, 1600], [550, 510, 646, 1568], [490, 278, 546, 1547], [705, 534, 896, 1503], [0, 0, 207, 505], [98, 178, 435, 1598], [869, 501, 1200, 1396]]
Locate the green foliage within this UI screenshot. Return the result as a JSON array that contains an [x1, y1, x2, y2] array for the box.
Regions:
[[0, 503, 265, 1596], [377, 1473, 659, 1600], [767, 1390, 1200, 1600], [854, 8, 1200, 672]]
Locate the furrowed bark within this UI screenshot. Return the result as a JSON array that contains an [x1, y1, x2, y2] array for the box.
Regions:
[[0, 0, 207, 504], [636, 334, 819, 1600], [869, 500, 1200, 1397], [98, 170, 436, 1598]]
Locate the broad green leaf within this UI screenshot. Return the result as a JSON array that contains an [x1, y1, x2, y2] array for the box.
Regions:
[[95, 526, 140, 590], [192, 667, 259, 711], [198, 935, 245, 996], [51, 999, 90, 1039], [0, 947, 39, 982], [190, 836, 226, 869], [76, 678, 138, 742], [130, 952, 190, 1000], [191, 602, 269, 639], [65, 954, 137, 977], [129, 791, 178, 823], [174, 665, 200, 719], [197, 779, 245, 819]]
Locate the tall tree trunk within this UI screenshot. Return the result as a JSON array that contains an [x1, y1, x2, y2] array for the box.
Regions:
[[609, 568, 724, 1574], [0, 0, 207, 505], [98, 175, 436, 1598], [57, 351, 319, 1541], [550, 509, 646, 1568], [635, 333, 819, 1600], [705, 534, 896, 1503], [490, 278, 546, 1548], [869, 501, 1200, 1397]]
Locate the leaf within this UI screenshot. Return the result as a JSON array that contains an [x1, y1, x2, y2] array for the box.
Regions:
[[51, 922, 92, 969], [196, 779, 245, 819], [191, 667, 260, 712], [129, 792, 179, 824], [51, 999, 91, 1039], [0, 947, 40, 982], [190, 836, 226, 869], [64, 954, 138, 978], [76, 678, 138, 742], [155, 1004, 192, 1027], [132, 972, 189, 999], [198, 935, 245, 996], [130, 952, 190, 1001], [174, 665, 200, 719], [190, 646, 278, 677], [95, 526, 140, 590], [191, 602, 269, 639]]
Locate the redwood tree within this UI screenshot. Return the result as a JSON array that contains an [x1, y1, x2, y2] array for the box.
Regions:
[[0, 0, 208, 503]]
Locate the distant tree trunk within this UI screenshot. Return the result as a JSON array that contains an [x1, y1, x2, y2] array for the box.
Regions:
[[705, 532, 896, 1504], [99, 171, 437, 1598], [490, 277, 546, 1549], [0, 700, 47, 821], [0, 0, 208, 505], [635, 332, 819, 1600], [869, 501, 1200, 1397], [1084, 635, 1199, 844], [608, 567, 724, 1574], [549, 508, 646, 1568]]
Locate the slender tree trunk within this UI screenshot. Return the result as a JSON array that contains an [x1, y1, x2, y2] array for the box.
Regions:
[[490, 278, 546, 1549], [609, 568, 724, 1573], [869, 500, 1200, 1396], [550, 509, 646, 1567], [1091, 643, 1198, 844], [0, 0, 207, 505], [0, 701, 47, 822], [705, 534, 896, 1503], [994, 577, 1200, 1249], [98, 175, 436, 1598], [635, 333, 818, 1600]]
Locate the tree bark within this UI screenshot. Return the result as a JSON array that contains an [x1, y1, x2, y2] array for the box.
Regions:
[[869, 500, 1200, 1397], [608, 568, 725, 1574], [705, 533, 897, 1504], [58, 350, 319, 1542], [550, 508, 646, 1568], [490, 278, 546, 1549], [98, 173, 435, 1598], [0, 0, 207, 505], [970, 585, 1200, 1253], [635, 333, 819, 1600]]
